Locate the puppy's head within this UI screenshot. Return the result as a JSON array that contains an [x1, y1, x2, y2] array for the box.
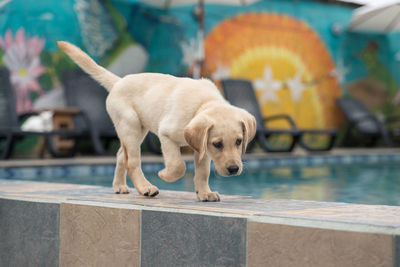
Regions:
[[184, 105, 256, 176]]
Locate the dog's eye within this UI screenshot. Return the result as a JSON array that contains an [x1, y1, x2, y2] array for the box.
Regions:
[[213, 141, 223, 149], [236, 139, 242, 146]]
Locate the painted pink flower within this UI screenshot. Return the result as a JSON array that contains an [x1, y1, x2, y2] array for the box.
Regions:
[[0, 28, 45, 114]]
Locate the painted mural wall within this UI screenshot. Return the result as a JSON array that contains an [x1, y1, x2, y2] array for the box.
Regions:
[[203, 13, 341, 130], [0, 0, 147, 155], [1, 0, 400, 155], [341, 32, 400, 117], [0, 0, 147, 115], [116, 0, 400, 127]]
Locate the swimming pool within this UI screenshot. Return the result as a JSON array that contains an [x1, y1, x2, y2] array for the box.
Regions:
[[1, 153, 400, 206]]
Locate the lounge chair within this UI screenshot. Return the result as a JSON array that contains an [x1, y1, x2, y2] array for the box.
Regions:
[[0, 67, 93, 159], [221, 79, 300, 152], [337, 97, 397, 146], [61, 70, 162, 155], [221, 79, 337, 152], [61, 70, 118, 155]]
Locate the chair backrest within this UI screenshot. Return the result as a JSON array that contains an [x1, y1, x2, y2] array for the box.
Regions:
[[0, 67, 18, 128], [221, 79, 264, 129], [62, 70, 116, 137], [336, 97, 379, 134]]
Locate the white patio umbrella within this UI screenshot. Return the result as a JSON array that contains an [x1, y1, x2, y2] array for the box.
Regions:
[[135, 0, 259, 9], [129, 0, 260, 77], [348, 0, 400, 33]]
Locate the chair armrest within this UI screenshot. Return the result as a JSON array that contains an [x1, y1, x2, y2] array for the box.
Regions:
[[350, 114, 379, 125], [263, 114, 297, 129]]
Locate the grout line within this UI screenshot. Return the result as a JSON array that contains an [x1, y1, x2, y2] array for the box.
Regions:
[[395, 235, 400, 267], [139, 209, 142, 267], [245, 218, 249, 267], [58, 202, 62, 267]]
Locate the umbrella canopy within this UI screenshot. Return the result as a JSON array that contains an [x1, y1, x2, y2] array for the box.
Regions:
[[119, 0, 259, 8], [348, 0, 400, 33]]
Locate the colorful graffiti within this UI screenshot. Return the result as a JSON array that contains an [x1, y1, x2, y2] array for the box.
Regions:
[[0, 28, 77, 115], [2, 0, 400, 155], [345, 40, 400, 116], [0, 0, 147, 117], [203, 13, 342, 129], [0, 28, 45, 113]]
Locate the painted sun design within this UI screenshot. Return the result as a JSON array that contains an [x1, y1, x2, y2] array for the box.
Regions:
[[204, 13, 341, 129]]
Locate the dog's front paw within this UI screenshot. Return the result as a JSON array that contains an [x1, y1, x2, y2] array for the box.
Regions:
[[113, 184, 131, 194], [158, 166, 185, 183], [197, 191, 220, 202], [137, 184, 159, 197]]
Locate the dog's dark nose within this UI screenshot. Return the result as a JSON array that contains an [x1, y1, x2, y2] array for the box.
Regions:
[[227, 165, 239, 175]]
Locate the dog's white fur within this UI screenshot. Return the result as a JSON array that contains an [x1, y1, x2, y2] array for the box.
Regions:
[[58, 41, 256, 201]]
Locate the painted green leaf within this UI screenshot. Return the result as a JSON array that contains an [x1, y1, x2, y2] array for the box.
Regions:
[[38, 72, 53, 92], [40, 50, 53, 66]]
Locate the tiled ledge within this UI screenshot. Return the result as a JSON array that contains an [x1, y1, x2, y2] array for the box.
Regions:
[[0, 180, 399, 266]]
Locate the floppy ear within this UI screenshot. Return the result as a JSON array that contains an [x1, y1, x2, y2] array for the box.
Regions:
[[240, 113, 257, 154], [184, 115, 214, 163]]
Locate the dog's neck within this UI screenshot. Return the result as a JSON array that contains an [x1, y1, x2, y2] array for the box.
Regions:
[[196, 100, 228, 116]]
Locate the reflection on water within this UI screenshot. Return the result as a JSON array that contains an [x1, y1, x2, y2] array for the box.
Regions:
[[147, 163, 400, 206], [208, 163, 400, 206]]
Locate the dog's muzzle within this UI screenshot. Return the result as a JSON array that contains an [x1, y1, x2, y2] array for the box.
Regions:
[[227, 165, 239, 175]]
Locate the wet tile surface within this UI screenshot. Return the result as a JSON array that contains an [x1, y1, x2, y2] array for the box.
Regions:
[[176, 197, 346, 215], [60, 203, 140, 267], [141, 210, 247, 267], [248, 222, 394, 267], [0, 198, 60, 267], [0, 181, 98, 194], [276, 205, 400, 227]]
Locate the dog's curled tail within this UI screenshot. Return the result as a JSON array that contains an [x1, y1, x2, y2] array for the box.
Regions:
[[57, 41, 120, 91]]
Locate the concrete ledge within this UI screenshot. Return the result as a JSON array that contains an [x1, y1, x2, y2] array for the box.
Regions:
[[0, 180, 399, 266]]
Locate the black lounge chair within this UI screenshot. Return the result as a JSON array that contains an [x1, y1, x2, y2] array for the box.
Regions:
[[61, 70, 162, 155], [0, 68, 94, 159], [221, 79, 300, 152], [62, 70, 118, 155], [221, 79, 337, 152], [337, 97, 397, 146]]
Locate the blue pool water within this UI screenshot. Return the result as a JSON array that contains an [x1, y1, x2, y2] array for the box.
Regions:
[[1, 156, 400, 206]]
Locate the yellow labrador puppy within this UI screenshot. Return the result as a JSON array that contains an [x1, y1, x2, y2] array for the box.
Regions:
[[58, 41, 256, 201]]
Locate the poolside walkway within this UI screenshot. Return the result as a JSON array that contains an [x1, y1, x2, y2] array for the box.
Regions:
[[0, 179, 399, 266]]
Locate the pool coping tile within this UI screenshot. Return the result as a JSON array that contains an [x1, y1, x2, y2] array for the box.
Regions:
[[274, 204, 400, 228]]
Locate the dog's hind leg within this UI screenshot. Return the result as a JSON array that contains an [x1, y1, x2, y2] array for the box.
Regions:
[[122, 129, 159, 197], [112, 146, 131, 194], [108, 103, 159, 197]]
